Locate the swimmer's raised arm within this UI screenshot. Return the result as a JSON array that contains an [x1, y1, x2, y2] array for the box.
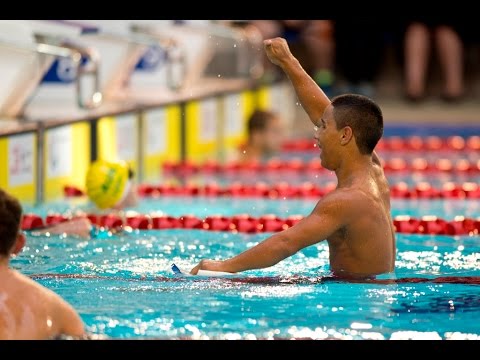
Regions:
[[264, 37, 331, 127], [264, 38, 384, 168]]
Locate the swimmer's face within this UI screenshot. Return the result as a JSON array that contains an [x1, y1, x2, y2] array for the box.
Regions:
[[262, 116, 284, 155], [314, 105, 340, 170]]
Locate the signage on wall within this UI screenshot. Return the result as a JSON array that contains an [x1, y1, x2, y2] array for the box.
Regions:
[[224, 94, 243, 137], [145, 108, 167, 154], [116, 114, 138, 161], [41, 56, 89, 83], [135, 45, 166, 72], [200, 98, 217, 142], [47, 126, 72, 178], [8, 133, 34, 187]]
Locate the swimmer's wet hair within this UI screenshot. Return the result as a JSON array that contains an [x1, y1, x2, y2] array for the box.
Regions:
[[331, 94, 383, 155], [0, 188, 22, 256]]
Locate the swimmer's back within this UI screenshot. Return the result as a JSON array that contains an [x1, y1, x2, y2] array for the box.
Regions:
[[0, 269, 84, 340]]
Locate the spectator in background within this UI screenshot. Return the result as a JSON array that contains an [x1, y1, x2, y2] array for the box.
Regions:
[[0, 188, 85, 339], [247, 20, 335, 95], [403, 19, 465, 102], [334, 20, 386, 98], [238, 109, 286, 164], [30, 160, 138, 239]]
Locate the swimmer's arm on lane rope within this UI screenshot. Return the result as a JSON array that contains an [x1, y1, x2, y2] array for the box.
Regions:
[[28, 217, 117, 239], [190, 193, 346, 274], [28, 217, 93, 238], [264, 38, 330, 127]]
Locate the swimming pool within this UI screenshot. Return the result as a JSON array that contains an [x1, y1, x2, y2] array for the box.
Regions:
[[13, 227, 480, 339], [14, 128, 480, 340]]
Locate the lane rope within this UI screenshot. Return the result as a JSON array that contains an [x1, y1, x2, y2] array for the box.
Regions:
[[64, 181, 480, 199], [22, 213, 480, 235], [282, 135, 480, 152]]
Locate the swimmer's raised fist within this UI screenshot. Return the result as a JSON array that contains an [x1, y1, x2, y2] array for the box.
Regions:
[[263, 37, 295, 67]]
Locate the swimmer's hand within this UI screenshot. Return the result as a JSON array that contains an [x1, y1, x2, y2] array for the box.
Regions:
[[264, 37, 296, 67], [190, 259, 233, 275]]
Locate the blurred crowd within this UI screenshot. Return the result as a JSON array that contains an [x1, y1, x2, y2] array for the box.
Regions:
[[223, 19, 479, 103]]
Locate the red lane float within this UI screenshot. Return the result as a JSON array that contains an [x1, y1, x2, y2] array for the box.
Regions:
[[21, 214, 45, 230], [21, 213, 480, 236], [136, 181, 479, 199], [160, 158, 480, 175], [282, 135, 480, 152], [64, 181, 480, 199]]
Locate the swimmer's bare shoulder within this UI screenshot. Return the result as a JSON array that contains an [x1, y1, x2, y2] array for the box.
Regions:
[[17, 272, 85, 338], [308, 186, 386, 232], [314, 186, 370, 216]]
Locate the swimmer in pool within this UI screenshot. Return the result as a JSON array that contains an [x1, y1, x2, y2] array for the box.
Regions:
[[31, 159, 138, 239], [0, 188, 85, 339], [191, 37, 396, 279], [237, 109, 286, 164]]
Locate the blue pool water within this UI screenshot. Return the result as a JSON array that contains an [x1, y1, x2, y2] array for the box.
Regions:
[[12, 229, 480, 339], [17, 185, 480, 340]]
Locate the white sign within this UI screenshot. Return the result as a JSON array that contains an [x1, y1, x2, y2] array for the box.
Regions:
[[116, 114, 138, 161], [271, 82, 295, 128], [47, 126, 72, 178], [145, 108, 167, 155], [8, 133, 34, 187], [270, 83, 284, 110], [200, 98, 217, 142], [224, 94, 243, 137]]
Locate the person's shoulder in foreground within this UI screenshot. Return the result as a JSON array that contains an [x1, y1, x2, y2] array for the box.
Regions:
[[190, 37, 396, 279], [0, 187, 85, 339]]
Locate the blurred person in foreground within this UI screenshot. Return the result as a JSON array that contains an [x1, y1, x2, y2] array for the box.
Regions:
[[191, 37, 396, 280], [31, 160, 138, 239], [0, 188, 85, 339]]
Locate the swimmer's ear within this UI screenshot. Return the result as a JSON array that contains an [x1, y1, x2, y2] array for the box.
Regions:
[[12, 232, 26, 255], [340, 126, 353, 145]]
